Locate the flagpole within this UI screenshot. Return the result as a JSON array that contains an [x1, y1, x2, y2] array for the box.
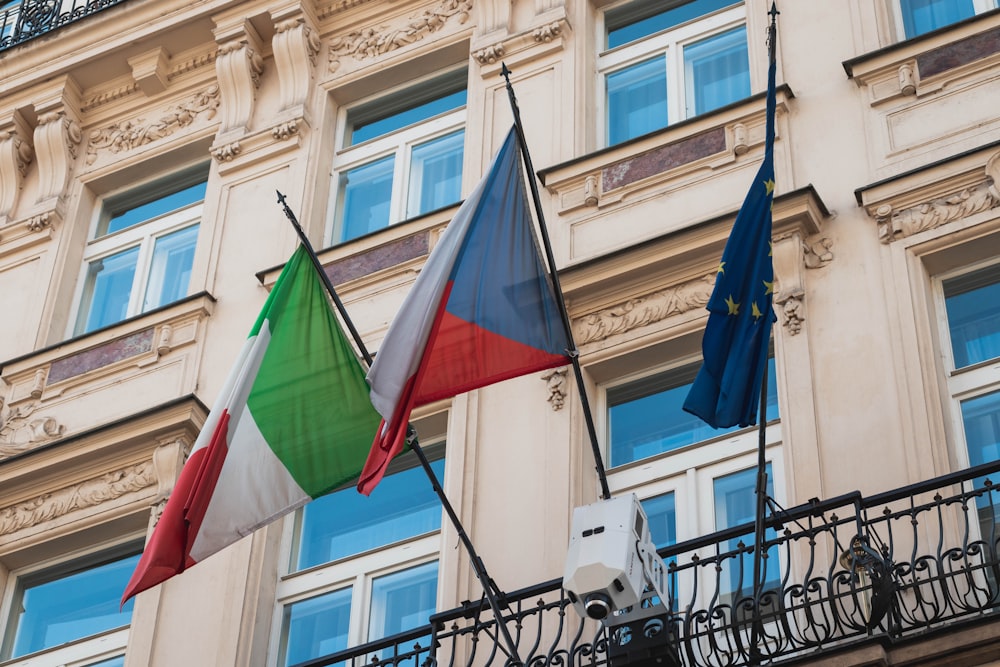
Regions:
[[749, 5, 778, 665], [499, 65, 612, 501], [275, 193, 524, 665]]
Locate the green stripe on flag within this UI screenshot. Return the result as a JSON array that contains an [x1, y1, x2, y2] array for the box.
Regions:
[[246, 246, 381, 498]]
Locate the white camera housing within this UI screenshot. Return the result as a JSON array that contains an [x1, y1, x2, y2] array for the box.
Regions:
[[562, 494, 668, 623]]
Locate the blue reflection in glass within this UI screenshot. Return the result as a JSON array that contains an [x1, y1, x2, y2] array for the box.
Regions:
[[143, 224, 199, 311], [10, 552, 139, 659], [407, 130, 464, 218], [608, 0, 739, 49], [352, 90, 466, 145], [281, 587, 351, 667], [607, 56, 667, 145], [339, 155, 394, 242], [961, 390, 1000, 538], [944, 265, 1000, 368], [104, 181, 206, 236], [608, 357, 778, 467], [900, 0, 974, 38], [684, 27, 749, 116], [642, 492, 677, 550], [714, 465, 779, 600], [80, 247, 140, 334], [295, 458, 445, 571]]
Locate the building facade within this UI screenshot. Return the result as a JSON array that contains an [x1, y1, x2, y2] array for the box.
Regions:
[[0, 0, 999, 666]]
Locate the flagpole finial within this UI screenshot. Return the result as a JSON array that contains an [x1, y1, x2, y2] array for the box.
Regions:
[[500, 62, 512, 83]]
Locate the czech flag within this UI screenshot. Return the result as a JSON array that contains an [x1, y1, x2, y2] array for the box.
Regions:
[[359, 127, 570, 494]]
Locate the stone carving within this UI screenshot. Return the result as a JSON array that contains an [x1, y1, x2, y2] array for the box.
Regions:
[[0, 461, 155, 536], [533, 22, 561, 42], [803, 237, 833, 269], [212, 141, 241, 162], [898, 62, 916, 96], [573, 274, 716, 344], [276, 18, 321, 67], [775, 290, 804, 336], [0, 401, 66, 460], [874, 181, 999, 242], [474, 43, 504, 65], [1, 131, 34, 177], [541, 368, 568, 411], [328, 0, 472, 72], [583, 175, 598, 207], [83, 83, 141, 112], [0, 127, 34, 219], [85, 86, 221, 165], [272, 120, 300, 140], [732, 122, 749, 156], [37, 111, 82, 161], [25, 212, 52, 231]]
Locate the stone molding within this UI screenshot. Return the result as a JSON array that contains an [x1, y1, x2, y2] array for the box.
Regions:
[[85, 86, 220, 166], [0, 401, 66, 461], [0, 460, 155, 537], [327, 0, 472, 73], [872, 179, 999, 243], [572, 274, 715, 345], [540, 368, 568, 411]]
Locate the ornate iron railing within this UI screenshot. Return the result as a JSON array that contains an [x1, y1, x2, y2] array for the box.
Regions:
[[295, 459, 1000, 667], [0, 0, 129, 52]]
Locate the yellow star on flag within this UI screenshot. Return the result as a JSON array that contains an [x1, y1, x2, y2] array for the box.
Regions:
[[751, 301, 763, 320], [725, 295, 740, 315], [763, 279, 774, 295], [764, 178, 775, 195], [717, 261, 726, 275]]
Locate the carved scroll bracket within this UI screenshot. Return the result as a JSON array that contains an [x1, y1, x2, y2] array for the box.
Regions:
[[31, 78, 83, 210], [0, 111, 34, 222], [272, 11, 321, 119], [0, 401, 66, 461], [213, 19, 265, 137]]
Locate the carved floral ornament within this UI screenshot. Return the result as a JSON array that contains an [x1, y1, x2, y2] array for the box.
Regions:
[[85, 86, 221, 165], [0, 461, 154, 537], [328, 0, 472, 72], [871, 154, 1000, 243]]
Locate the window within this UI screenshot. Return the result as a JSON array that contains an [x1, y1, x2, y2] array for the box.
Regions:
[[607, 355, 778, 468], [896, 0, 996, 39], [713, 465, 780, 601], [600, 0, 749, 146], [941, 262, 1000, 541], [273, 445, 445, 667], [1, 1, 17, 42], [74, 169, 206, 335], [331, 72, 466, 243], [0, 542, 140, 664]]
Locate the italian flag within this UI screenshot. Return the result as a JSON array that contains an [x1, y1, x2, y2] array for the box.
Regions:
[[123, 245, 381, 603]]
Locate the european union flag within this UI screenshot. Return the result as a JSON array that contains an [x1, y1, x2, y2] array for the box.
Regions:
[[683, 54, 777, 429]]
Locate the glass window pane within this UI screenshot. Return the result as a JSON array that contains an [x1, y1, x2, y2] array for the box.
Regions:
[[944, 264, 1000, 368], [294, 458, 445, 571], [961, 389, 1000, 538], [642, 492, 676, 550], [713, 465, 779, 600], [103, 181, 207, 236], [7, 552, 139, 659], [607, 0, 739, 49], [77, 246, 140, 334], [279, 587, 351, 667], [684, 26, 749, 117], [351, 90, 466, 145], [338, 155, 395, 242], [607, 56, 668, 146], [84, 656, 125, 667], [901, 0, 975, 38], [406, 130, 464, 219], [608, 357, 778, 467], [368, 561, 438, 641], [142, 224, 199, 312]]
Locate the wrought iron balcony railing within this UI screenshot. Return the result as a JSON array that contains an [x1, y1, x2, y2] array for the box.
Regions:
[[0, 0, 128, 52], [294, 458, 1000, 667]]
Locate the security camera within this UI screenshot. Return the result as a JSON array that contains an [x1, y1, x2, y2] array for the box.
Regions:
[[562, 494, 668, 624]]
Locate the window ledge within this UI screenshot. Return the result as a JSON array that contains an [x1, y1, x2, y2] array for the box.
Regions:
[[538, 86, 794, 266], [843, 10, 1000, 179], [0, 293, 215, 460]]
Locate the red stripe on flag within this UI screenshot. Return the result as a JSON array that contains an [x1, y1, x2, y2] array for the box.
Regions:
[[416, 310, 568, 406], [121, 411, 231, 605]]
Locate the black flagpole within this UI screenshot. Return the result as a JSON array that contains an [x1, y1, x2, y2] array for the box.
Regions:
[[749, 5, 779, 665], [275, 192, 524, 666], [499, 65, 612, 501]]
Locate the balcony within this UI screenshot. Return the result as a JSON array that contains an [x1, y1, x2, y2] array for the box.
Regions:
[[0, 0, 128, 51], [295, 459, 1000, 667]]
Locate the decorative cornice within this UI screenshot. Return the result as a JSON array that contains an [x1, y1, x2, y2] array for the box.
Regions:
[[0, 401, 65, 460], [328, 0, 472, 72], [474, 43, 504, 65], [573, 274, 715, 345], [212, 140, 241, 162], [872, 180, 999, 242], [533, 22, 562, 43], [272, 120, 300, 140], [0, 461, 154, 536], [85, 86, 220, 166]]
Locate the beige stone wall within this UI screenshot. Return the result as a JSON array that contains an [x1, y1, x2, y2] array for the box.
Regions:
[[1, 0, 999, 665]]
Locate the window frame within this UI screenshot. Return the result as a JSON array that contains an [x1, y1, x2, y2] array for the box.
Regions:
[[890, 0, 996, 40], [597, 0, 749, 146], [0, 536, 143, 667], [328, 69, 467, 245], [70, 169, 208, 337], [270, 432, 447, 666]]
